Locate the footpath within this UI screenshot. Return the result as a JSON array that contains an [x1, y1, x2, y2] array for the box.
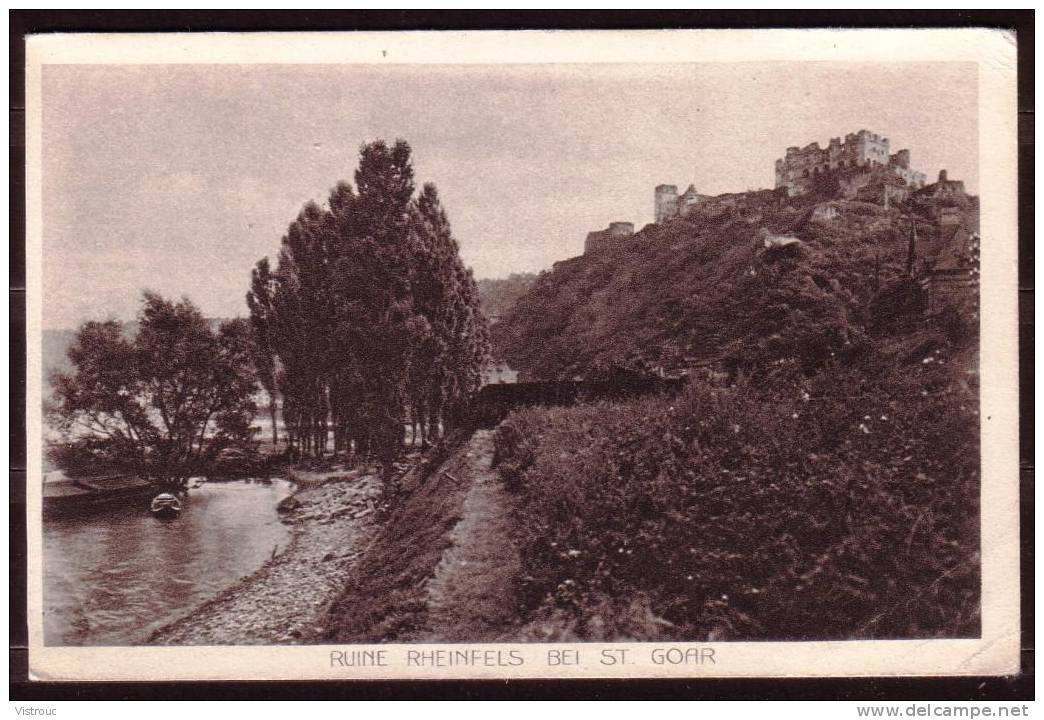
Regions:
[[322, 430, 525, 643], [411, 430, 523, 642]]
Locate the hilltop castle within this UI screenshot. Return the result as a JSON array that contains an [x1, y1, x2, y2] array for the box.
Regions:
[[586, 129, 944, 255], [774, 129, 926, 199]]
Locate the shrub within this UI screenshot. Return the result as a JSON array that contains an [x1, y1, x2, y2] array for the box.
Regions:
[[496, 354, 979, 641], [869, 277, 926, 330], [934, 305, 974, 346]]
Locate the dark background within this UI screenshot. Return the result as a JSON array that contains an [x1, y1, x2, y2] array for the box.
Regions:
[[9, 9, 1034, 701]]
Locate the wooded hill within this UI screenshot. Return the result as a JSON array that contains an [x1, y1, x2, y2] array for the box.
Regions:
[[493, 190, 977, 381], [476, 273, 537, 323]]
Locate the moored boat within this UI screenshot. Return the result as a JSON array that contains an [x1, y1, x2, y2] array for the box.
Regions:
[[149, 493, 182, 518], [43, 473, 156, 514]]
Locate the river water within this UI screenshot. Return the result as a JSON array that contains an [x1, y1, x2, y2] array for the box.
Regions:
[[42, 479, 294, 646]]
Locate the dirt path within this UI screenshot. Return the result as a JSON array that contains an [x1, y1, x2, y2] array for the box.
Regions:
[[412, 430, 523, 642], [150, 474, 381, 645]]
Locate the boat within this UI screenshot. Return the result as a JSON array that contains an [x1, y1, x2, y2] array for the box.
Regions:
[[149, 493, 182, 518], [43, 473, 156, 514]]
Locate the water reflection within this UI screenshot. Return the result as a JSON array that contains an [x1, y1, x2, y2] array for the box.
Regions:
[[43, 479, 293, 646]]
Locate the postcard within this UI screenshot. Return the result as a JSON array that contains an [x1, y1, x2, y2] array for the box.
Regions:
[[24, 27, 1019, 681]]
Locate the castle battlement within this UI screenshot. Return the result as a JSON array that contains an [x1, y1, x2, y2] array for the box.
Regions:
[[774, 129, 925, 198]]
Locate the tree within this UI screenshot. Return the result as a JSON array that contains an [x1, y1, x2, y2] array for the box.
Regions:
[[409, 183, 490, 438], [246, 257, 280, 445], [248, 139, 489, 486], [48, 293, 259, 485]]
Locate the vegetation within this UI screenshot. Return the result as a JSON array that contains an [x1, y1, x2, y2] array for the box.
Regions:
[[48, 139, 487, 486], [321, 432, 475, 642], [247, 140, 489, 474], [47, 293, 258, 484], [493, 196, 941, 380], [494, 329, 979, 641], [476, 273, 538, 323], [489, 190, 981, 640]]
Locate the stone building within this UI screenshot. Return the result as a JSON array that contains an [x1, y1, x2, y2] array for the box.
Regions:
[[584, 221, 634, 254], [844, 167, 914, 206], [905, 169, 978, 317], [916, 169, 967, 201], [654, 183, 714, 223], [912, 170, 975, 225], [811, 201, 842, 221], [774, 129, 926, 198], [654, 184, 679, 223]]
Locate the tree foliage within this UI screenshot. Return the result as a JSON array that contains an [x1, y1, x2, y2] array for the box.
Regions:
[[48, 293, 259, 484], [247, 139, 489, 473]]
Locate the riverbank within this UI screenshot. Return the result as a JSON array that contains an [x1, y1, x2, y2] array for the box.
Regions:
[[149, 469, 382, 645], [149, 432, 536, 645]]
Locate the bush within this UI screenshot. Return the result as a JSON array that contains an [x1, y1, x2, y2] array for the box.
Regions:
[[496, 355, 979, 641], [934, 305, 974, 346], [492, 418, 535, 491], [869, 277, 926, 330]]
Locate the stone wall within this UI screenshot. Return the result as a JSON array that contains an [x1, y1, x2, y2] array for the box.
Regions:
[[775, 129, 925, 198], [654, 184, 679, 223], [584, 221, 634, 254]]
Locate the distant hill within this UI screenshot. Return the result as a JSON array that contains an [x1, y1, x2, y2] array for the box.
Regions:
[[476, 273, 537, 324], [494, 190, 979, 381]]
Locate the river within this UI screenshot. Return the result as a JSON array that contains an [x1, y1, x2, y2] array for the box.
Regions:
[[42, 479, 294, 646]]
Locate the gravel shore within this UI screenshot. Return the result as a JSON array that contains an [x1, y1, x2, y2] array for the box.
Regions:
[[149, 471, 381, 645]]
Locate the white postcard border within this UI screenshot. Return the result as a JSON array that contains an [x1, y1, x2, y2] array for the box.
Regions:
[[24, 27, 1020, 681]]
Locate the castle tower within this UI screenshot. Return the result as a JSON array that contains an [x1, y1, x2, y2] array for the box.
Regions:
[[654, 184, 679, 223]]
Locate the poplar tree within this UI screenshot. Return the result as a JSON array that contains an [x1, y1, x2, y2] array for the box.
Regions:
[[246, 257, 280, 445], [248, 138, 488, 479]]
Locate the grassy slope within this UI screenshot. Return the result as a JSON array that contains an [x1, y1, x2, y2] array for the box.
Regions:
[[476, 273, 538, 321], [494, 335, 980, 641], [320, 437, 474, 642]]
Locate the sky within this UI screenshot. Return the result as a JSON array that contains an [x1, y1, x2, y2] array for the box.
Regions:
[[41, 62, 978, 329]]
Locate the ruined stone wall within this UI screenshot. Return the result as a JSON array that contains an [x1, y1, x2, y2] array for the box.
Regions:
[[584, 230, 610, 254], [775, 129, 919, 197], [654, 185, 679, 223], [585, 222, 634, 254]]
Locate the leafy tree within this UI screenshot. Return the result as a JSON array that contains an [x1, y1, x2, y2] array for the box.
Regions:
[[248, 139, 488, 486], [246, 257, 280, 445], [407, 183, 490, 443], [48, 293, 258, 484]]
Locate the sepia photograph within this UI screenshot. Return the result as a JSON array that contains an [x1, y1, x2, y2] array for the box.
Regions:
[[22, 27, 1020, 682]]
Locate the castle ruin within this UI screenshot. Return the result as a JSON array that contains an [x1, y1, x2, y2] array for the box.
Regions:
[[584, 221, 635, 254], [774, 129, 926, 198], [655, 184, 711, 223]]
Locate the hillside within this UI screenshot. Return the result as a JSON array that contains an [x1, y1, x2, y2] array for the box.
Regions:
[[494, 191, 977, 381], [486, 188, 981, 640], [476, 273, 537, 323]]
